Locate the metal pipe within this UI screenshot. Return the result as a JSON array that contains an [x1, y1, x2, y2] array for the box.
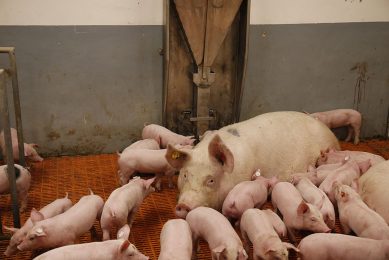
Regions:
[[0, 47, 15, 53], [8, 48, 26, 166], [162, 0, 170, 127], [0, 69, 21, 228]]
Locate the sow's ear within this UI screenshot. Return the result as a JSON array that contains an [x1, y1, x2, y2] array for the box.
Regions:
[[165, 144, 191, 170], [208, 134, 234, 173]]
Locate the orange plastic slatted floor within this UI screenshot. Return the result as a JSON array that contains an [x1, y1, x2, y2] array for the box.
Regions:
[[0, 140, 388, 260]]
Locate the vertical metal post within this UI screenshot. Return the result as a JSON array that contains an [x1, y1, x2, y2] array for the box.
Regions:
[[0, 69, 21, 228], [8, 48, 26, 167]]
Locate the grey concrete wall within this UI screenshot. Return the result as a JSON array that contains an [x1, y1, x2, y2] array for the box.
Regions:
[[241, 22, 389, 138], [0, 26, 163, 156], [0, 23, 387, 156]]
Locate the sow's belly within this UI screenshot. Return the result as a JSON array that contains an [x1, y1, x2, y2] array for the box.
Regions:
[[218, 111, 340, 181]]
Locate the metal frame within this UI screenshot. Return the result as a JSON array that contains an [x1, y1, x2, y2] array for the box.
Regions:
[[0, 47, 26, 239], [0, 47, 26, 166]]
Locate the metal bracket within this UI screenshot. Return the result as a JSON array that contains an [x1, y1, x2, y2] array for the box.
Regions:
[[190, 110, 216, 122], [182, 110, 192, 119], [193, 66, 215, 87], [190, 116, 214, 122]]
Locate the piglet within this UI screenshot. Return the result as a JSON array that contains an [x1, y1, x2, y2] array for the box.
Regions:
[[308, 109, 361, 144], [262, 209, 288, 238], [295, 177, 335, 229], [186, 206, 248, 260], [17, 190, 104, 251], [291, 159, 349, 186], [240, 208, 298, 260], [117, 149, 176, 189], [4, 193, 73, 256], [319, 158, 370, 203], [271, 182, 330, 242], [33, 224, 148, 260], [298, 233, 389, 260], [317, 148, 385, 166], [158, 219, 192, 260], [120, 139, 160, 153], [0, 164, 31, 212], [222, 171, 277, 222], [101, 177, 155, 241], [0, 128, 43, 162], [142, 124, 195, 148], [333, 183, 389, 239]]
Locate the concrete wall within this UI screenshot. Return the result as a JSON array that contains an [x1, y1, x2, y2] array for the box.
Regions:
[[241, 23, 389, 138], [0, 0, 388, 156], [0, 26, 163, 155]]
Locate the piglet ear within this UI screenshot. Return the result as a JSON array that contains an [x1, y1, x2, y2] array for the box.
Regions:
[[35, 227, 47, 237], [119, 240, 130, 253], [117, 224, 131, 240], [186, 136, 196, 146], [339, 188, 350, 202], [144, 177, 156, 190], [30, 208, 44, 225], [208, 134, 234, 173], [3, 226, 19, 234], [265, 248, 276, 254], [358, 159, 371, 174], [165, 144, 191, 170], [297, 201, 309, 215]]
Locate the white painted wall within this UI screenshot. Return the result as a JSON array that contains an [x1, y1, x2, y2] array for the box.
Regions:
[[250, 0, 389, 24], [0, 0, 164, 25], [0, 0, 389, 25]]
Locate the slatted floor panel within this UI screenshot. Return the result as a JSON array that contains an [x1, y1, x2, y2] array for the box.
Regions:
[[0, 140, 388, 259]]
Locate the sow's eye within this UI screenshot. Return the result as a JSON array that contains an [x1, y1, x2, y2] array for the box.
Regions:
[[206, 178, 215, 187]]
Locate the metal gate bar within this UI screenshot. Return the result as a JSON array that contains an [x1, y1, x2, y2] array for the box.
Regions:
[[0, 47, 26, 167], [0, 47, 26, 239]]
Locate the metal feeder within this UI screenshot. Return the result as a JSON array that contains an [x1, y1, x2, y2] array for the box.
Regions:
[[163, 0, 250, 137]]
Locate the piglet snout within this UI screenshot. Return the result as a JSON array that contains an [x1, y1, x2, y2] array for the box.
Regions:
[[175, 203, 191, 219]]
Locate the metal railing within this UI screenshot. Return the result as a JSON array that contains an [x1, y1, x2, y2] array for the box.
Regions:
[[0, 47, 26, 239]]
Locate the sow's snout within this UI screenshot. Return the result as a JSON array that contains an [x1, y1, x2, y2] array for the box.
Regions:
[[175, 203, 192, 219]]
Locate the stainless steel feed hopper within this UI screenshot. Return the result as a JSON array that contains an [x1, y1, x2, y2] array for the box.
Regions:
[[163, 0, 250, 136]]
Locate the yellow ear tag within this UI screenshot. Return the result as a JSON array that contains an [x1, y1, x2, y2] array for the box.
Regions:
[[172, 151, 181, 160]]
